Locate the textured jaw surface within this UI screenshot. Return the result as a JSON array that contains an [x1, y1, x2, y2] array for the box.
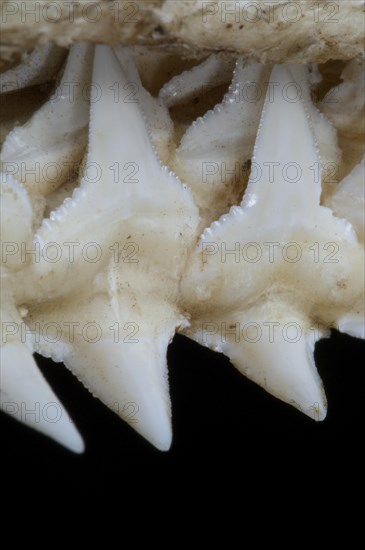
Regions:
[[0, 41, 364, 453]]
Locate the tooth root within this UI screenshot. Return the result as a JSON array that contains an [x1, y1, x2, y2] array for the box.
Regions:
[[64, 333, 173, 451], [192, 306, 327, 421], [337, 312, 365, 340], [243, 64, 321, 221], [0, 343, 84, 453]]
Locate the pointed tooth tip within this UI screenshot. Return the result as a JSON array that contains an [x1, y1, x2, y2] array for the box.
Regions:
[[67, 433, 85, 454], [294, 396, 327, 422], [63, 335, 173, 452], [119, 401, 172, 452], [337, 315, 365, 340], [1, 342, 85, 453], [216, 306, 328, 424], [49, 418, 85, 454], [144, 424, 172, 452], [123, 387, 173, 452]]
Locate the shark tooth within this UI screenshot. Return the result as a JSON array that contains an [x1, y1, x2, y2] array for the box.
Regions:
[[1, 43, 93, 197], [320, 59, 365, 135], [28, 45, 198, 298], [159, 53, 235, 108], [1, 174, 34, 356], [0, 259, 83, 452], [22, 44, 199, 450], [113, 45, 174, 165], [181, 64, 364, 417], [0, 173, 33, 265], [0, 43, 67, 93], [288, 64, 341, 198], [319, 59, 365, 179], [326, 156, 365, 244], [186, 302, 328, 420], [0, 340, 84, 453], [172, 58, 270, 227], [1, 41, 364, 453], [25, 272, 184, 451], [336, 312, 365, 340]]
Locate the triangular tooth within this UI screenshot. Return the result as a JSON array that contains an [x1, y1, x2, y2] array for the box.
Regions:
[[0, 43, 66, 93], [337, 312, 365, 339], [173, 59, 270, 226], [320, 58, 365, 133], [243, 64, 322, 222], [0, 342, 84, 453], [288, 63, 341, 179], [113, 45, 173, 164], [159, 53, 235, 107], [177, 59, 268, 156], [190, 305, 327, 421], [230, 332, 327, 421], [319, 59, 364, 179], [32, 44, 198, 299], [63, 333, 173, 451], [90, 45, 161, 184], [34, 43, 181, 249], [1, 43, 93, 195], [0, 174, 32, 254], [327, 157, 365, 243]]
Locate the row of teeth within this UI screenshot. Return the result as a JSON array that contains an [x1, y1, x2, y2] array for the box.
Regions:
[[0, 43, 364, 452]]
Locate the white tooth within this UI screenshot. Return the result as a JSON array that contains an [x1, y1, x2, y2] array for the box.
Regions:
[[320, 58, 365, 134], [173, 59, 270, 226], [288, 64, 341, 197], [0, 342, 84, 453], [64, 333, 173, 451], [113, 45, 173, 164], [90, 45, 166, 190], [23, 45, 199, 450], [242, 64, 322, 222], [319, 59, 364, 179], [0, 43, 67, 93], [182, 62, 364, 422], [190, 305, 327, 421], [1, 43, 94, 195], [27, 276, 187, 451], [159, 53, 235, 107], [337, 312, 365, 340], [326, 157, 365, 244], [0, 174, 32, 268], [32, 44, 198, 298], [27, 287, 178, 451]]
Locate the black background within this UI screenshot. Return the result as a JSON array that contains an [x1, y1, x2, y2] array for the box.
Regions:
[[2, 329, 364, 497]]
